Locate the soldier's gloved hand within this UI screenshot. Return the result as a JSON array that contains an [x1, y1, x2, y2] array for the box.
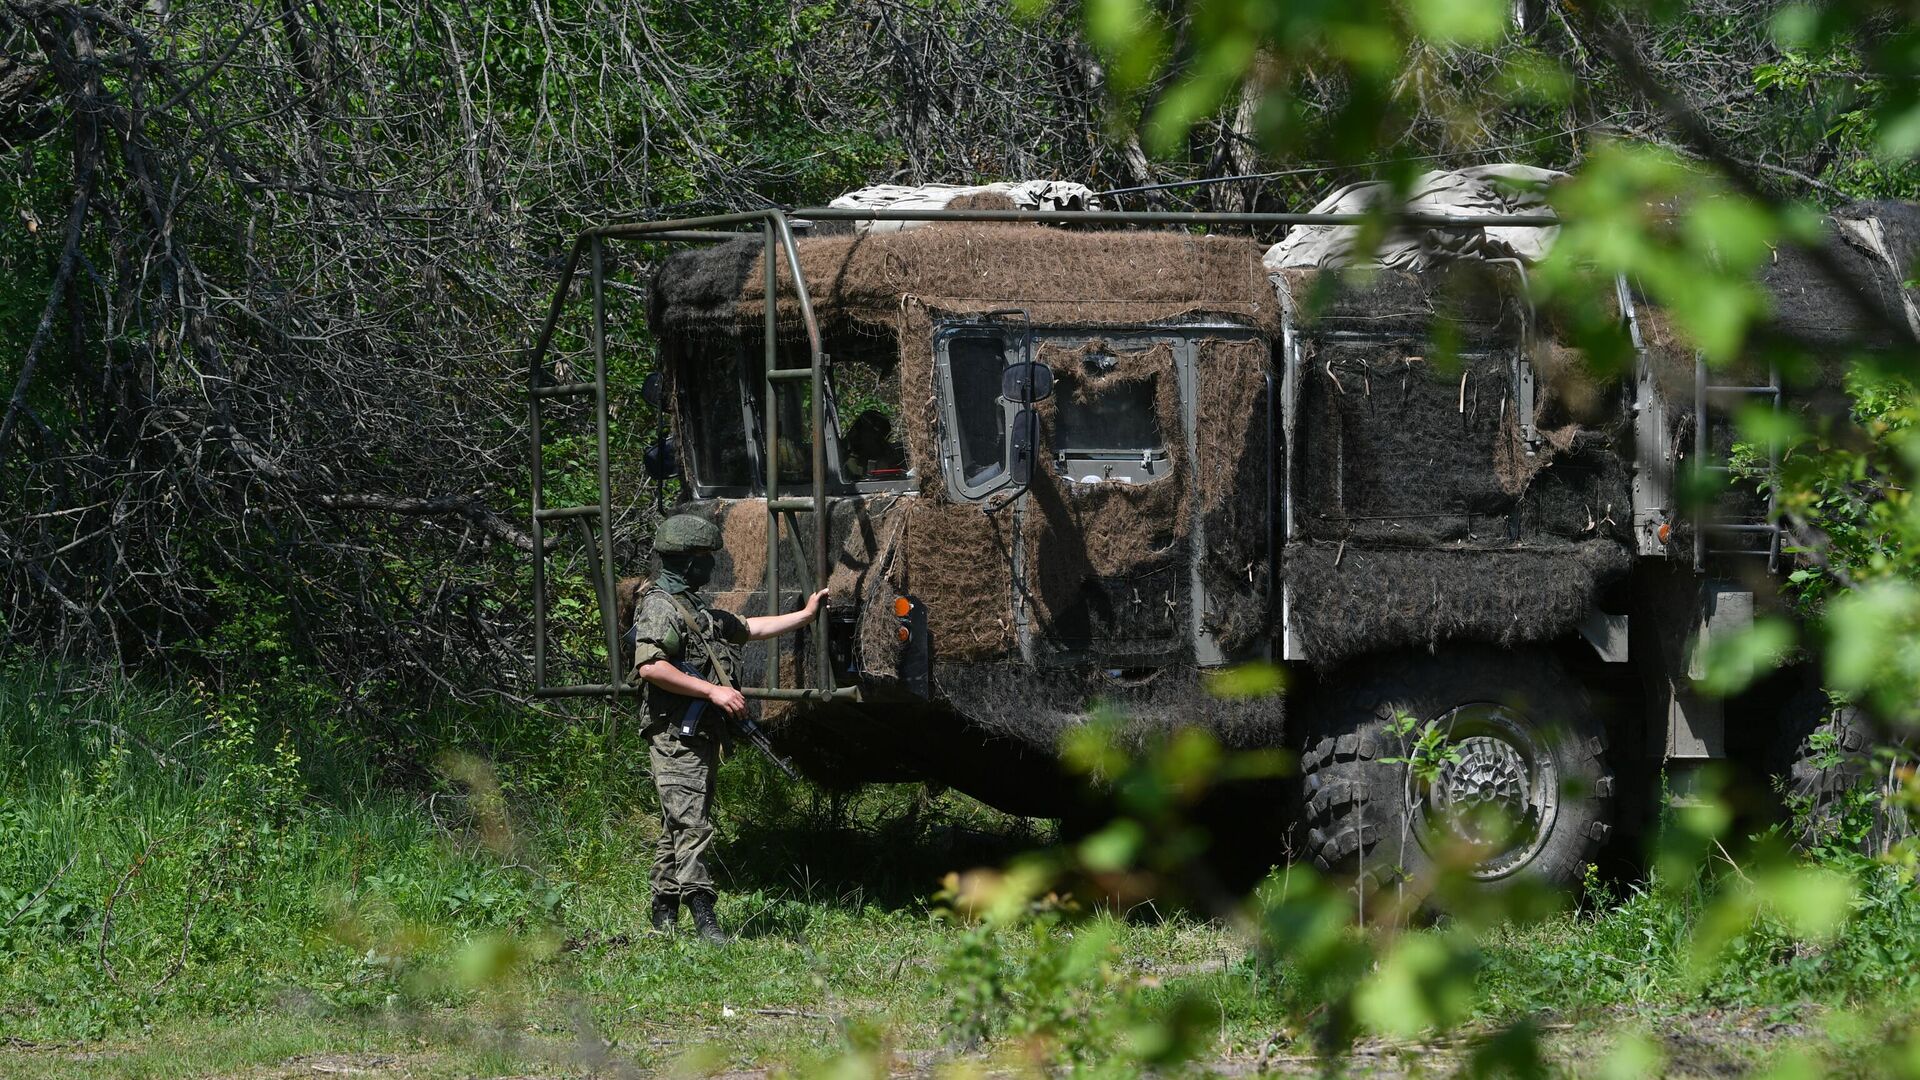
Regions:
[[707, 685, 748, 718]]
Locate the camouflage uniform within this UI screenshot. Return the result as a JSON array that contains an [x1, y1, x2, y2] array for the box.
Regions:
[[628, 586, 750, 900]]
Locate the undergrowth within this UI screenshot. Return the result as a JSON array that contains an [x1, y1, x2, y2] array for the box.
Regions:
[[6, 661, 1920, 1076]]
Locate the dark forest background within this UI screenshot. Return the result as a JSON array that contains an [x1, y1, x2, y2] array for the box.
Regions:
[[2, 0, 1915, 753]]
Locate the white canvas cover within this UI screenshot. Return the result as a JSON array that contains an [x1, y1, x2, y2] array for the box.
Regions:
[[827, 181, 1103, 233], [1263, 164, 1565, 272]]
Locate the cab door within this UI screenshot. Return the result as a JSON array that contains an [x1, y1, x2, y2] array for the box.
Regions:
[[1015, 332, 1191, 668], [931, 323, 1273, 668]]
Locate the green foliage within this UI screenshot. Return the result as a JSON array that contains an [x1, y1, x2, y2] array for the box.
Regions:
[[1696, 617, 1798, 696], [9, 666, 1920, 1074], [944, 708, 1920, 1076], [17, 0, 1920, 1073], [1380, 706, 1462, 786], [0, 663, 567, 1037], [1774, 370, 1919, 607], [1746, 369, 1920, 723], [936, 917, 1184, 1068], [930, 858, 1219, 1071]]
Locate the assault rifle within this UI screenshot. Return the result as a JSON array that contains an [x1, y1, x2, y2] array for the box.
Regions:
[[669, 661, 801, 781]]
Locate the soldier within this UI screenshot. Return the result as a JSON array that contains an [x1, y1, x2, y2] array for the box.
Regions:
[[842, 409, 907, 479], [628, 513, 826, 943]]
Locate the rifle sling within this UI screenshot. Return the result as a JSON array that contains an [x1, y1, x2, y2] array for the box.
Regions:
[[660, 589, 737, 692]]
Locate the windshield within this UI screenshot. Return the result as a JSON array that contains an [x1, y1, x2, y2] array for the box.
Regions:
[[681, 340, 752, 490], [1056, 370, 1161, 453], [833, 357, 909, 483]]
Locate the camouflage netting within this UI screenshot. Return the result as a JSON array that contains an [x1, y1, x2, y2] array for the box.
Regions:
[[614, 203, 1920, 802], [1272, 264, 1521, 343], [935, 331, 1277, 746], [1194, 338, 1273, 654], [647, 227, 1648, 683], [1763, 202, 1920, 349], [1277, 266, 1635, 664], [1294, 343, 1629, 542], [651, 225, 1276, 671], [1283, 541, 1633, 666], [715, 495, 916, 691], [892, 497, 1017, 661], [629, 208, 1920, 779], [711, 500, 769, 615], [652, 224, 1279, 340], [824, 494, 905, 598], [925, 661, 1287, 755], [646, 235, 761, 332]]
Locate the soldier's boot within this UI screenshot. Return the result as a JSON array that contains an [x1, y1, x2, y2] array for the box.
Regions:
[[686, 891, 731, 944], [649, 894, 680, 934]]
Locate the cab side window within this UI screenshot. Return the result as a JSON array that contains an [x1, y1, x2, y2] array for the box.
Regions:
[[734, 330, 919, 494], [937, 330, 1012, 495]]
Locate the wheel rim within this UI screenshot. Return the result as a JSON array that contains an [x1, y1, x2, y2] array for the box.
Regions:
[[1411, 703, 1559, 880]]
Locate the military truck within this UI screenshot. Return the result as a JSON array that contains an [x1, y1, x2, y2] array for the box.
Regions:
[[524, 186, 1920, 891]]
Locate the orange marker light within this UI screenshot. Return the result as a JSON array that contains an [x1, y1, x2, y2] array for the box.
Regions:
[[897, 626, 911, 642], [893, 596, 913, 618], [1657, 522, 1673, 544]]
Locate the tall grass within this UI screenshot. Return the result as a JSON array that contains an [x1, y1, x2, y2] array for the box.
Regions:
[[0, 664, 584, 1041], [10, 658, 1920, 1076], [0, 659, 1051, 1051]]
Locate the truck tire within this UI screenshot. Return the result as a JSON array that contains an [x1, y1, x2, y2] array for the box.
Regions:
[[1300, 648, 1614, 895], [1769, 689, 1912, 856]]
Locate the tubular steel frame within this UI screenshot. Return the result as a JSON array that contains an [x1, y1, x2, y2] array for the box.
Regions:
[[526, 206, 1562, 701]]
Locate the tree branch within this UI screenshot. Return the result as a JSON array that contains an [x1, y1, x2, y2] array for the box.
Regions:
[[1582, 10, 1916, 346], [312, 491, 550, 553], [0, 107, 92, 454]]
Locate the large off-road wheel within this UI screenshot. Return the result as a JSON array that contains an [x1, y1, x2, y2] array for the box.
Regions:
[[1300, 648, 1615, 896], [1768, 688, 1913, 856]]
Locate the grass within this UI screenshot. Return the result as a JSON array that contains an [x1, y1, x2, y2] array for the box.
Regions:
[[6, 662, 1920, 1077]]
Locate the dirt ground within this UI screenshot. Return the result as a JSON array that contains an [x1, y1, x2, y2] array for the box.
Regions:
[[0, 1003, 1819, 1079]]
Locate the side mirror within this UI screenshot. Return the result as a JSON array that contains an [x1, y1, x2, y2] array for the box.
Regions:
[[1008, 407, 1036, 486], [1001, 362, 1053, 403], [641, 371, 665, 410], [644, 435, 678, 480]]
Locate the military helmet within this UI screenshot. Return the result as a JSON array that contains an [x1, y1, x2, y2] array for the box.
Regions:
[[654, 514, 721, 554]]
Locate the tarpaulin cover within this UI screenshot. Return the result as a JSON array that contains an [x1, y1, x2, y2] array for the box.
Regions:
[[826, 180, 1103, 233], [1265, 164, 1564, 271]]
